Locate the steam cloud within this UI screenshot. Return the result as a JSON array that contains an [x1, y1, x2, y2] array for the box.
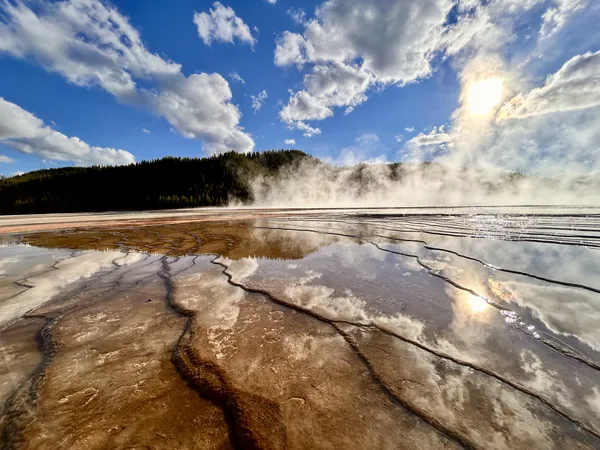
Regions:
[[243, 159, 599, 207]]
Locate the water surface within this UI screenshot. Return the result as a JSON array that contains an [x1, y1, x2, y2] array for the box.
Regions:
[[1, 207, 599, 449]]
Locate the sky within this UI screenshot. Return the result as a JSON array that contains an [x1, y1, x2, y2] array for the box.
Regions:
[[0, 0, 599, 178]]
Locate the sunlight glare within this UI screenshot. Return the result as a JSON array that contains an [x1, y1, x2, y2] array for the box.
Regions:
[[466, 78, 503, 116], [467, 294, 488, 313]]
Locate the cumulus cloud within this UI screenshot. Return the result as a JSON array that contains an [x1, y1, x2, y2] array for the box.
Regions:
[[284, 139, 296, 145], [497, 50, 600, 120], [265, 0, 276, 4], [251, 90, 268, 112], [280, 90, 330, 136], [0, 155, 14, 164], [281, 90, 333, 123], [274, 0, 493, 134], [280, 62, 372, 135], [295, 121, 322, 137], [228, 71, 246, 84], [405, 127, 415, 133], [150, 73, 254, 154], [0, 98, 135, 166], [274, 31, 309, 68], [274, 0, 455, 82], [142, 128, 151, 134], [0, 0, 254, 155], [408, 126, 453, 147], [304, 62, 372, 109], [193, 2, 256, 47]]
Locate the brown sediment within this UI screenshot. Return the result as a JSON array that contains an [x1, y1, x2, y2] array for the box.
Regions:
[[0, 317, 46, 440], [161, 257, 288, 450], [0, 210, 316, 235], [0, 258, 232, 450], [21, 221, 350, 260]]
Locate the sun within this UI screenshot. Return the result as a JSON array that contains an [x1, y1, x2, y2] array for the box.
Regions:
[[466, 77, 504, 116]]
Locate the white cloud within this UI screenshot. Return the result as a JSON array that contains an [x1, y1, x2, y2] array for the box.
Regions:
[[294, 121, 322, 137], [0, 0, 254, 155], [0, 155, 14, 164], [408, 126, 452, 147], [228, 71, 246, 84], [274, 0, 482, 82], [304, 62, 372, 109], [280, 62, 372, 134], [274, 0, 492, 134], [193, 2, 256, 47], [274, 31, 309, 68], [539, 0, 586, 38], [142, 128, 151, 134], [436, 44, 600, 176], [497, 50, 600, 120], [11, 171, 25, 177], [284, 139, 296, 145], [0, 98, 135, 166], [281, 90, 333, 123], [405, 127, 415, 133], [265, 0, 277, 4], [150, 73, 254, 154], [251, 90, 268, 112], [287, 8, 306, 25]]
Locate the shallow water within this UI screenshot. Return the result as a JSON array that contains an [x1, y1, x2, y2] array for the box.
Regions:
[[0, 208, 599, 449]]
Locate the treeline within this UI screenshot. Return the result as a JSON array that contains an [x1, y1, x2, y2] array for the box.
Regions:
[[0, 150, 312, 214]]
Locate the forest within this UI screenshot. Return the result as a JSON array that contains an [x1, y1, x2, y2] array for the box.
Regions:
[[0, 150, 312, 214]]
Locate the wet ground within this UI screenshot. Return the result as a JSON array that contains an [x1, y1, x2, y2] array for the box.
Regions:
[[0, 208, 599, 449]]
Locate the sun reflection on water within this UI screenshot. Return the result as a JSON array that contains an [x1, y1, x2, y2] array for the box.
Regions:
[[467, 293, 488, 313]]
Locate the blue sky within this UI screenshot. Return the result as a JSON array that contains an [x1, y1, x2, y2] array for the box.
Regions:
[[0, 0, 599, 177]]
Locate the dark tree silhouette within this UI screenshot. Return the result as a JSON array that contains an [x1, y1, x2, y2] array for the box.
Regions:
[[0, 150, 312, 214]]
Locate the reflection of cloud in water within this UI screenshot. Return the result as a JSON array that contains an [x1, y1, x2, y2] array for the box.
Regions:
[[587, 388, 600, 416], [428, 236, 600, 291], [221, 257, 259, 282], [355, 331, 558, 450], [225, 238, 600, 436], [520, 349, 575, 411], [175, 268, 248, 359], [0, 249, 143, 327], [406, 235, 600, 354], [490, 278, 600, 351], [227, 247, 429, 341]]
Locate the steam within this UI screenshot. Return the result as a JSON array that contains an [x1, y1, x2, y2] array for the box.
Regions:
[[242, 157, 598, 208]]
